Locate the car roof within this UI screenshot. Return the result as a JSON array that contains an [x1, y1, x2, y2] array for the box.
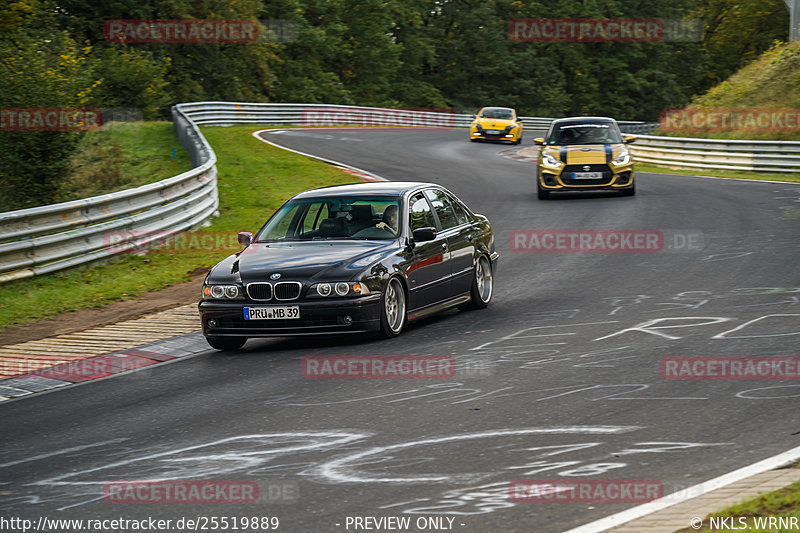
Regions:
[[480, 107, 515, 112], [551, 116, 617, 125], [292, 181, 438, 199]]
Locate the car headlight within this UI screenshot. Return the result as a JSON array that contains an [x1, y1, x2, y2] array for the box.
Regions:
[[203, 284, 244, 300], [335, 282, 350, 296], [308, 281, 371, 298], [316, 282, 332, 296], [541, 153, 562, 168], [612, 151, 631, 165]]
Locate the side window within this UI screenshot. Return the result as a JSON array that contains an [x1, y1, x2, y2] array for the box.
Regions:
[[446, 193, 471, 225], [424, 189, 458, 230], [409, 193, 436, 231]]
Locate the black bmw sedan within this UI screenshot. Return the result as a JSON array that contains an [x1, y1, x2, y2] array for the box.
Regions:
[[198, 181, 498, 349]]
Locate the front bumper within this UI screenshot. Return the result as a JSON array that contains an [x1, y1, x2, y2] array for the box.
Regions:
[[199, 294, 382, 337], [470, 128, 517, 141], [538, 164, 634, 191]]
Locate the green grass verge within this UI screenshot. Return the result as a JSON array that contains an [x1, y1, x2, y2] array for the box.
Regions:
[[59, 121, 194, 201], [675, 467, 800, 532], [656, 41, 800, 141], [636, 162, 800, 183], [0, 124, 359, 329]]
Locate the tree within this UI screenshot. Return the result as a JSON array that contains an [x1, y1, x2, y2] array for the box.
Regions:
[[0, 1, 101, 210], [697, 0, 789, 86]]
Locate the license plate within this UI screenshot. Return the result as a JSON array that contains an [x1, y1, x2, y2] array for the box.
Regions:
[[487, 130, 501, 135], [244, 306, 300, 320], [571, 172, 603, 179]]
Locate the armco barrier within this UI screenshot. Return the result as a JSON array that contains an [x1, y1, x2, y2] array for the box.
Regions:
[[173, 101, 655, 134], [177, 102, 800, 173], [0, 101, 656, 284], [0, 106, 218, 283], [3, 101, 792, 283], [629, 135, 800, 173]]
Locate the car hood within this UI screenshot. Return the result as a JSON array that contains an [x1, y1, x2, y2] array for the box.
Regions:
[[208, 240, 398, 284], [542, 143, 626, 165], [475, 117, 516, 129]]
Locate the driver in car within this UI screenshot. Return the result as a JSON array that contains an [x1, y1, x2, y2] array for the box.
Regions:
[[376, 204, 398, 232]]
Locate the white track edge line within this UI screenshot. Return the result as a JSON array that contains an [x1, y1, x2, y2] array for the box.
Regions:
[[253, 125, 800, 532], [562, 444, 800, 533], [252, 128, 800, 186], [252, 129, 388, 181]]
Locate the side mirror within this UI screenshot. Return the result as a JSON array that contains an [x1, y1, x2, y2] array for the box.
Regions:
[[623, 135, 637, 144], [534, 137, 545, 145], [237, 231, 254, 246], [412, 227, 437, 242]]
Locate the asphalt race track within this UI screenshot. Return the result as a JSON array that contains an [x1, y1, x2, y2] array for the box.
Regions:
[[1, 128, 799, 533]]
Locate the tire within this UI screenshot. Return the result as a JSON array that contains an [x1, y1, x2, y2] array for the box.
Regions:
[[620, 182, 636, 196], [206, 336, 247, 350], [515, 134, 523, 145], [464, 255, 493, 309], [537, 181, 550, 200], [379, 277, 407, 338]]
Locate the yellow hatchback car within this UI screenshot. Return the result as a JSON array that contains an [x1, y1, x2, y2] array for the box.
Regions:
[[534, 117, 636, 199], [470, 107, 523, 144]]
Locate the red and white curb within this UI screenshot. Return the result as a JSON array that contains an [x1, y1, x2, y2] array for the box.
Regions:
[[497, 146, 539, 164], [0, 332, 212, 401]]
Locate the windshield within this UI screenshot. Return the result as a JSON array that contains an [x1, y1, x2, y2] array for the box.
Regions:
[[548, 123, 623, 145], [480, 109, 513, 120], [547, 122, 622, 146], [256, 196, 401, 241]]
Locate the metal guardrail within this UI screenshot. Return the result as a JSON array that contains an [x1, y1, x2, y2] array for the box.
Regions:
[[0, 106, 218, 283], [630, 135, 800, 173], [182, 101, 796, 172], [2, 101, 793, 283], [618, 123, 662, 135], [175, 101, 656, 133]]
